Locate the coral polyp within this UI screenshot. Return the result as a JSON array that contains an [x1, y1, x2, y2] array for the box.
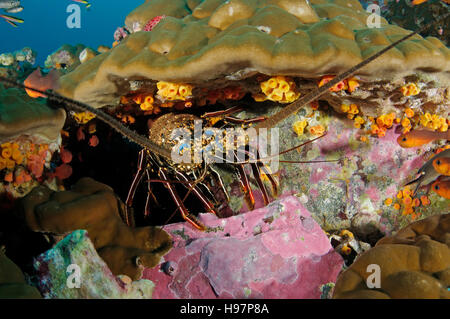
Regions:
[[254, 76, 301, 103], [156, 81, 193, 101]]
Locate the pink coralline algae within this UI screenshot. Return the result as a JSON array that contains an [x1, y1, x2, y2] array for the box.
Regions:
[[143, 196, 343, 299], [60, 146, 72, 164], [26, 149, 49, 179], [113, 27, 129, 42], [53, 164, 72, 180], [88, 135, 99, 147], [144, 15, 166, 32]]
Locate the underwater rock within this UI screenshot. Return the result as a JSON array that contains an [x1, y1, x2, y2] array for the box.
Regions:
[[143, 196, 344, 299], [0, 47, 36, 67], [0, 249, 41, 299], [213, 104, 450, 237], [20, 177, 173, 281], [44, 44, 92, 72], [333, 213, 450, 299], [33, 230, 155, 298], [376, 212, 450, 246]]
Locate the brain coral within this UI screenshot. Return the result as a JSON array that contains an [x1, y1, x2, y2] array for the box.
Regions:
[[58, 0, 450, 108], [333, 213, 450, 299]]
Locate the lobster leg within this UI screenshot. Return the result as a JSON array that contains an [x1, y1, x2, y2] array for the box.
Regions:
[[175, 171, 218, 215], [124, 149, 147, 226], [159, 168, 206, 231], [144, 170, 157, 218], [258, 160, 278, 197], [202, 105, 244, 118], [254, 148, 278, 198], [235, 151, 255, 211], [223, 116, 267, 125], [203, 106, 266, 126], [126, 150, 147, 207], [189, 169, 221, 207], [210, 165, 230, 202], [243, 147, 271, 205], [250, 162, 270, 206]]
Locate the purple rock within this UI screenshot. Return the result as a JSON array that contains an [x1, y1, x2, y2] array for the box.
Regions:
[[143, 196, 343, 299]]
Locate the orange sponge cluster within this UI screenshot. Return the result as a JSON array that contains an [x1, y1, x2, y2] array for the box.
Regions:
[[419, 113, 449, 132], [0, 141, 50, 188], [369, 112, 396, 138], [384, 185, 429, 220], [318, 75, 359, 93], [400, 83, 420, 96], [198, 86, 245, 106]]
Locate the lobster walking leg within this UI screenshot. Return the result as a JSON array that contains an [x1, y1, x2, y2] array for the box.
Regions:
[[250, 162, 270, 206], [144, 170, 157, 218], [123, 150, 148, 226], [254, 147, 278, 198], [209, 165, 230, 202], [126, 150, 147, 207], [159, 168, 206, 231], [234, 150, 255, 211], [223, 116, 267, 125], [175, 171, 218, 215], [190, 170, 221, 207], [257, 160, 278, 197], [202, 105, 244, 118]]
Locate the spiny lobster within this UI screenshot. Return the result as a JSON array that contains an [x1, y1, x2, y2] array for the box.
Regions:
[[0, 11, 447, 229]]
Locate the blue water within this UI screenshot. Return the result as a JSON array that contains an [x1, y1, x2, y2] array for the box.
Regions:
[[0, 0, 143, 65]]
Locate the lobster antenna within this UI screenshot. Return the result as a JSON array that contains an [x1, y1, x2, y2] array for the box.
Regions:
[[255, 10, 450, 130], [0, 78, 172, 159]]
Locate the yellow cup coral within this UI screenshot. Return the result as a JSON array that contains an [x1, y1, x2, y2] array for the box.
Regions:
[[341, 104, 350, 113], [318, 75, 347, 92], [292, 120, 308, 136], [353, 116, 365, 129], [257, 76, 300, 103], [419, 112, 448, 132], [349, 104, 359, 115], [72, 112, 96, 124], [400, 83, 420, 96], [309, 124, 326, 136], [157, 81, 193, 101], [375, 113, 396, 133], [404, 108, 414, 118], [340, 230, 354, 239], [347, 77, 360, 93], [140, 95, 154, 111]]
